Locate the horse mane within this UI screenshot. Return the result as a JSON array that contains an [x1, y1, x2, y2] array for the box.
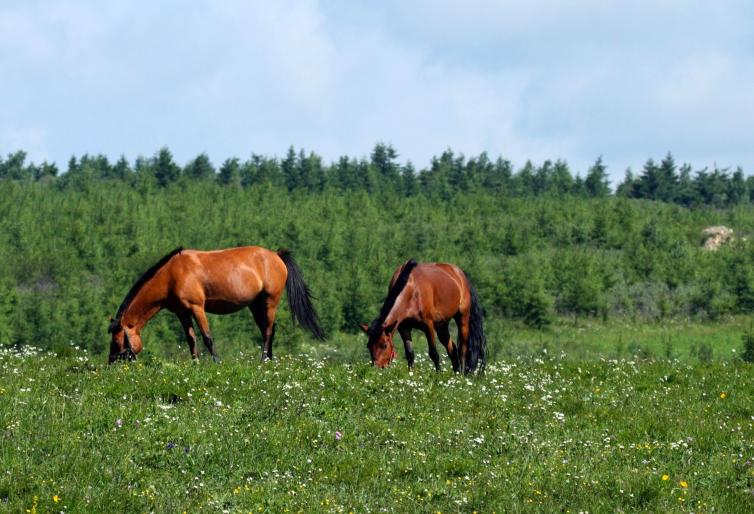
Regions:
[[368, 259, 418, 337], [109, 247, 184, 332]]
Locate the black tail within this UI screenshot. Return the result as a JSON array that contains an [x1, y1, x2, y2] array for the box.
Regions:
[[278, 249, 326, 340], [464, 272, 487, 373]]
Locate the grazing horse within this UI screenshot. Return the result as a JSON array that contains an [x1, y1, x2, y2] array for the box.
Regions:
[[360, 259, 486, 373], [108, 246, 324, 363]]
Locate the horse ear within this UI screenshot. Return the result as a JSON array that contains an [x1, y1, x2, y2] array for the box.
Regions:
[[358, 323, 369, 334], [382, 322, 396, 334]]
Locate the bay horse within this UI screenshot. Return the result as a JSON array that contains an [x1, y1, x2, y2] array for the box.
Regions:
[[360, 259, 486, 373], [108, 246, 324, 363]]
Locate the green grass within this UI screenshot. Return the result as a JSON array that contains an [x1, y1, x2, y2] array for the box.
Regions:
[[1, 335, 753, 513]]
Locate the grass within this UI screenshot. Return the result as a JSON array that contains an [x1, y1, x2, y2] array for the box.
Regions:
[[1, 330, 754, 513]]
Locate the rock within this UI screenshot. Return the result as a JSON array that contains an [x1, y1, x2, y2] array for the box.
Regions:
[[701, 226, 733, 251]]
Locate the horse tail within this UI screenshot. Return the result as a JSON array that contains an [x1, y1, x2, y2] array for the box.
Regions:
[[277, 249, 326, 340], [464, 271, 487, 373]]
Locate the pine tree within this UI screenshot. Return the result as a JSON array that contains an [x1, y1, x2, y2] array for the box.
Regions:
[[637, 158, 660, 200], [728, 167, 747, 205], [615, 168, 636, 198], [111, 155, 131, 181], [656, 153, 678, 202], [370, 143, 401, 188], [585, 157, 610, 197], [217, 158, 241, 186], [549, 160, 574, 196], [402, 162, 418, 196], [33, 161, 58, 182], [0, 151, 29, 180], [153, 147, 181, 187], [675, 163, 698, 207], [282, 146, 299, 191], [184, 153, 215, 180]]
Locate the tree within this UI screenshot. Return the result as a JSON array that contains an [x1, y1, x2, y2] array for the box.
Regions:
[[402, 162, 418, 196], [153, 147, 181, 186], [112, 155, 132, 181], [33, 161, 58, 182], [282, 147, 299, 191], [585, 157, 610, 198], [728, 167, 747, 205], [656, 153, 679, 202], [549, 159, 574, 196], [184, 153, 215, 180], [370, 143, 401, 187], [515, 160, 537, 196], [615, 168, 637, 198], [0, 151, 29, 180], [675, 163, 698, 207], [217, 158, 241, 186], [636, 158, 660, 200], [298, 150, 326, 192]]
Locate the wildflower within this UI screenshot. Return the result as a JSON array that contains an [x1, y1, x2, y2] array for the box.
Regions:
[[52, 495, 60, 503], [680, 481, 688, 488], [115, 418, 123, 428], [167, 442, 176, 450], [335, 431, 342, 441], [662, 475, 669, 481], [184, 446, 190, 454], [719, 392, 727, 399]]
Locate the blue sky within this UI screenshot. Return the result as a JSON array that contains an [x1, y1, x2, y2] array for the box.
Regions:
[[1, 1, 753, 182]]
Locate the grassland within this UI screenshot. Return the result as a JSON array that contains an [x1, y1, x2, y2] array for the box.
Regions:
[[2, 325, 753, 513]]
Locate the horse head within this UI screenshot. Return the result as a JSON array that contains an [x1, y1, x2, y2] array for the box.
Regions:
[[360, 322, 397, 368], [108, 318, 142, 364]]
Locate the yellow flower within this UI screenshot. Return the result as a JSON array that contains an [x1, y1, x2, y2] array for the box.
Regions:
[[52, 495, 61, 503], [680, 481, 688, 488], [719, 392, 727, 399], [662, 475, 669, 481]]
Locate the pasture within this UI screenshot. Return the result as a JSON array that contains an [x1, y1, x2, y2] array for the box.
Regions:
[[1, 335, 753, 513]]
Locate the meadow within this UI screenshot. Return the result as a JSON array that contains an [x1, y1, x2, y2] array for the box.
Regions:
[[1, 339, 753, 513]]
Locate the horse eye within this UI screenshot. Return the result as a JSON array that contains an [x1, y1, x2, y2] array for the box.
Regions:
[[380, 342, 388, 349]]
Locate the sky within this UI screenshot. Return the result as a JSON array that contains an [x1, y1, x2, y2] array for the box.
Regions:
[[1, 1, 753, 183]]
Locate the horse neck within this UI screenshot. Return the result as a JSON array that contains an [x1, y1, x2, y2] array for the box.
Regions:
[[121, 279, 165, 331]]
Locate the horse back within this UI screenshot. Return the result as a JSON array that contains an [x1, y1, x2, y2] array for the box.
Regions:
[[166, 246, 287, 306], [398, 262, 468, 320]]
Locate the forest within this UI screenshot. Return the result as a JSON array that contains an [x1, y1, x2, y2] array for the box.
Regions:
[[1, 144, 753, 356]]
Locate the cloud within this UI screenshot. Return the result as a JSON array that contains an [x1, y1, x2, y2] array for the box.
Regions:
[[1, 0, 752, 182]]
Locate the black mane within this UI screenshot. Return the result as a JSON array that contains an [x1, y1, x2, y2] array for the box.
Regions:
[[368, 259, 418, 337], [109, 247, 184, 332]]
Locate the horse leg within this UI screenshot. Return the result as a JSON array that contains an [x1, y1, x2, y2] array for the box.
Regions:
[[398, 325, 415, 370], [456, 313, 471, 374], [437, 322, 460, 373], [178, 311, 199, 361], [190, 306, 219, 363], [423, 323, 441, 371], [250, 294, 279, 361]]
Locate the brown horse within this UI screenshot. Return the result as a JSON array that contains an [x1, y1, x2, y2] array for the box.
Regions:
[[108, 246, 324, 363], [360, 259, 486, 373]]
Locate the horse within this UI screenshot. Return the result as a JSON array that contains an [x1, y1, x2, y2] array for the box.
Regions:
[[360, 259, 486, 373], [108, 246, 324, 363]]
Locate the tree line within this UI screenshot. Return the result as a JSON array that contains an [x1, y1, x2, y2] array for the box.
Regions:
[[0, 145, 750, 207]]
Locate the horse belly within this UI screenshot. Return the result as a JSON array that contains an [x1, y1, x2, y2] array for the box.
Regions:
[[204, 300, 249, 315]]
